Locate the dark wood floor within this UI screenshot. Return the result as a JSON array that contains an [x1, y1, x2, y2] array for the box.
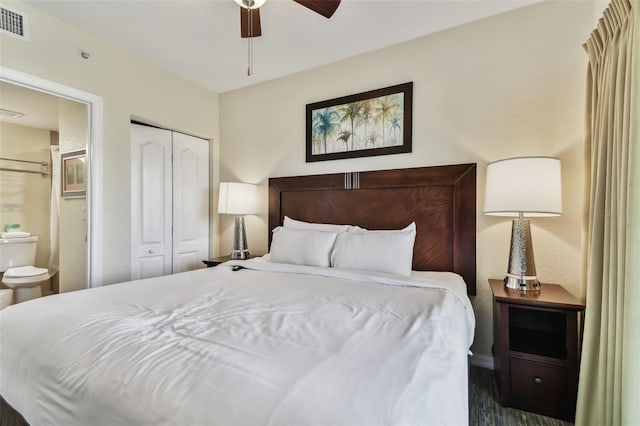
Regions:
[[469, 366, 573, 426]]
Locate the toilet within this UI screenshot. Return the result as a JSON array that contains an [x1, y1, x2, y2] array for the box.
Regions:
[[0, 235, 50, 304]]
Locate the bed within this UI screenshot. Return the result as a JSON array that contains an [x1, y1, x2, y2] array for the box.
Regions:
[[0, 163, 477, 426]]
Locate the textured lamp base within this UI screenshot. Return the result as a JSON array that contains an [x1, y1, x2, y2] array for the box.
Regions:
[[504, 274, 540, 291], [231, 216, 250, 260], [504, 217, 540, 292], [231, 250, 250, 260]]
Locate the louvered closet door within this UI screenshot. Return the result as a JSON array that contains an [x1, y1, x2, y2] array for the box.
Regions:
[[130, 124, 173, 279], [172, 132, 209, 273]]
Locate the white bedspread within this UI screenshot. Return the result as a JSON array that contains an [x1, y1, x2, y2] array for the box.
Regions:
[[0, 260, 475, 426]]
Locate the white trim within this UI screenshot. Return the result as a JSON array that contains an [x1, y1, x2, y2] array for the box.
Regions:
[[470, 353, 494, 370], [0, 66, 104, 288]]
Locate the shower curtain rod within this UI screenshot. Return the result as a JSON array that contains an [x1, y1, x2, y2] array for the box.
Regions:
[[0, 157, 50, 178], [0, 157, 48, 166]]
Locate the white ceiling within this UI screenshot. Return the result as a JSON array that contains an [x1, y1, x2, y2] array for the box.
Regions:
[[0, 82, 60, 131], [23, 0, 542, 94], [1, 0, 541, 131]]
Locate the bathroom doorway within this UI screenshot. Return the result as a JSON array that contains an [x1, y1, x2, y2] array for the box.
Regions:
[[0, 67, 104, 290]]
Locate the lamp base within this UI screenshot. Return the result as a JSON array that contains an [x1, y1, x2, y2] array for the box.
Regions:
[[504, 217, 540, 292], [231, 249, 250, 260], [504, 274, 540, 291], [230, 216, 250, 260]]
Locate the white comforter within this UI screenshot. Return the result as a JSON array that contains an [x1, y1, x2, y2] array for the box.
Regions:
[[0, 260, 475, 426]]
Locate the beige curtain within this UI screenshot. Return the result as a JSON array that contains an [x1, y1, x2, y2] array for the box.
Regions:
[[577, 0, 639, 425]]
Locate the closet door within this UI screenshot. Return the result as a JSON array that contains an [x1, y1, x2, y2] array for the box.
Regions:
[[172, 132, 209, 273], [130, 124, 172, 279]]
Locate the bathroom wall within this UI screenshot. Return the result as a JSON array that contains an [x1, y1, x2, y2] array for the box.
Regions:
[[58, 98, 88, 292], [0, 121, 51, 268]]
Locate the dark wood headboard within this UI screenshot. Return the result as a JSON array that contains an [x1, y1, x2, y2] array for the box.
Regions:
[[268, 164, 477, 294]]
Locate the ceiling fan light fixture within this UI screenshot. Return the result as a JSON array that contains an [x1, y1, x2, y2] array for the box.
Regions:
[[234, 0, 266, 10], [233, 0, 340, 76]]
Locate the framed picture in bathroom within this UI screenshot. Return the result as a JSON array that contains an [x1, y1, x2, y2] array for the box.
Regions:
[[61, 150, 86, 198]]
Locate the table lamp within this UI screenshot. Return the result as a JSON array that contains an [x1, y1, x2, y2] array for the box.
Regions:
[[218, 182, 257, 260], [484, 157, 562, 291]]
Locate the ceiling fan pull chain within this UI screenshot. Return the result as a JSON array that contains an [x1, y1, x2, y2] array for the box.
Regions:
[[247, 6, 253, 76], [247, 38, 253, 76]]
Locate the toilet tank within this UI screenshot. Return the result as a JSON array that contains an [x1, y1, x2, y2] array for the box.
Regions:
[[0, 236, 39, 272]]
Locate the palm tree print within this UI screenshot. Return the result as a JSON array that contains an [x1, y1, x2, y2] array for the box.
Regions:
[[389, 116, 402, 146], [366, 131, 380, 147], [377, 96, 399, 147], [338, 101, 362, 150], [312, 108, 340, 153], [310, 90, 405, 155], [360, 100, 374, 148], [337, 129, 353, 150]]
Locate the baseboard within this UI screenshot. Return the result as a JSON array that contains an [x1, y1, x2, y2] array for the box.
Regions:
[[470, 354, 494, 370]]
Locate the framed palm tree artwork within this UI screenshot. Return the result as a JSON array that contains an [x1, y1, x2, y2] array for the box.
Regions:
[[306, 82, 413, 162]]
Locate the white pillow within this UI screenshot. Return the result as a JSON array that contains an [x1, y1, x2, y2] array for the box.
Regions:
[[270, 227, 338, 267], [283, 216, 360, 233], [330, 222, 417, 276]]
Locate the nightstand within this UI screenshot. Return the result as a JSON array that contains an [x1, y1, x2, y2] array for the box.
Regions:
[[489, 278, 585, 421], [202, 255, 254, 267]]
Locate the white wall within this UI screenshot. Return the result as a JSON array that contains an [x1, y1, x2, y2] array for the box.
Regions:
[[58, 99, 87, 292], [0, 122, 51, 268], [0, 0, 220, 285], [219, 1, 602, 359]]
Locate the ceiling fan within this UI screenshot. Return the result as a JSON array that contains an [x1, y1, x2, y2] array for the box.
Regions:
[[233, 0, 341, 38]]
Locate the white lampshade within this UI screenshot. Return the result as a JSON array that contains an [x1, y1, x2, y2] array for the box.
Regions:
[[233, 0, 266, 9], [484, 157, 562, 218], [218, 182, 257, 215]]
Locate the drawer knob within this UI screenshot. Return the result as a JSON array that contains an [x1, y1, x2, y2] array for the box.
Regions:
[[533, 376, 543, 385]]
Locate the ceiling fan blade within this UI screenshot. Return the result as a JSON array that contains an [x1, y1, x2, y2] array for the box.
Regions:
[[292, 0, 340, 19], [240, 7, 262, 38]]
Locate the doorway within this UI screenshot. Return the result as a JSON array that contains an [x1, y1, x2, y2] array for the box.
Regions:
[[0, 66, 104, 288]]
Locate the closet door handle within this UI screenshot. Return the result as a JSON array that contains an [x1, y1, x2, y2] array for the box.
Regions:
[[533, 376, 543, 385], [148, 249, 155, 254]]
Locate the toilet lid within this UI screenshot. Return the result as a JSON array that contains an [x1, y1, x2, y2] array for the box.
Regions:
[[4, 266, 49, 278]]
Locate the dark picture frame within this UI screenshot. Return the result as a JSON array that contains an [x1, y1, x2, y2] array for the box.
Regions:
[[306, 82, 413, 162], [61, 150, 86, 198]]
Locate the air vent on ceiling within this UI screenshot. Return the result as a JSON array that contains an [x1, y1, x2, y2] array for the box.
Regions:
[[0, 108, 25, 119], [0, 6, 27, 40]]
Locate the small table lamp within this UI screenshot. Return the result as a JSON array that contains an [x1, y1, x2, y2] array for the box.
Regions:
[[218, 182, 257, 260], [484, 157, 562, 291]]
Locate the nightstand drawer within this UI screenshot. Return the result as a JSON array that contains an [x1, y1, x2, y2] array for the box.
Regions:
[[509, 357, 568, 418]]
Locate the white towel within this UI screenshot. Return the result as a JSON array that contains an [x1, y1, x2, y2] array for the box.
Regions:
[[0, 232, 31, 239]]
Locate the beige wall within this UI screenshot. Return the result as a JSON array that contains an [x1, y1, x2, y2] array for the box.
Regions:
[[0, 0, 220, 285], [0, 122, 51, 268], [219, 1, 602, 359], [58, 99, 87, 292]]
